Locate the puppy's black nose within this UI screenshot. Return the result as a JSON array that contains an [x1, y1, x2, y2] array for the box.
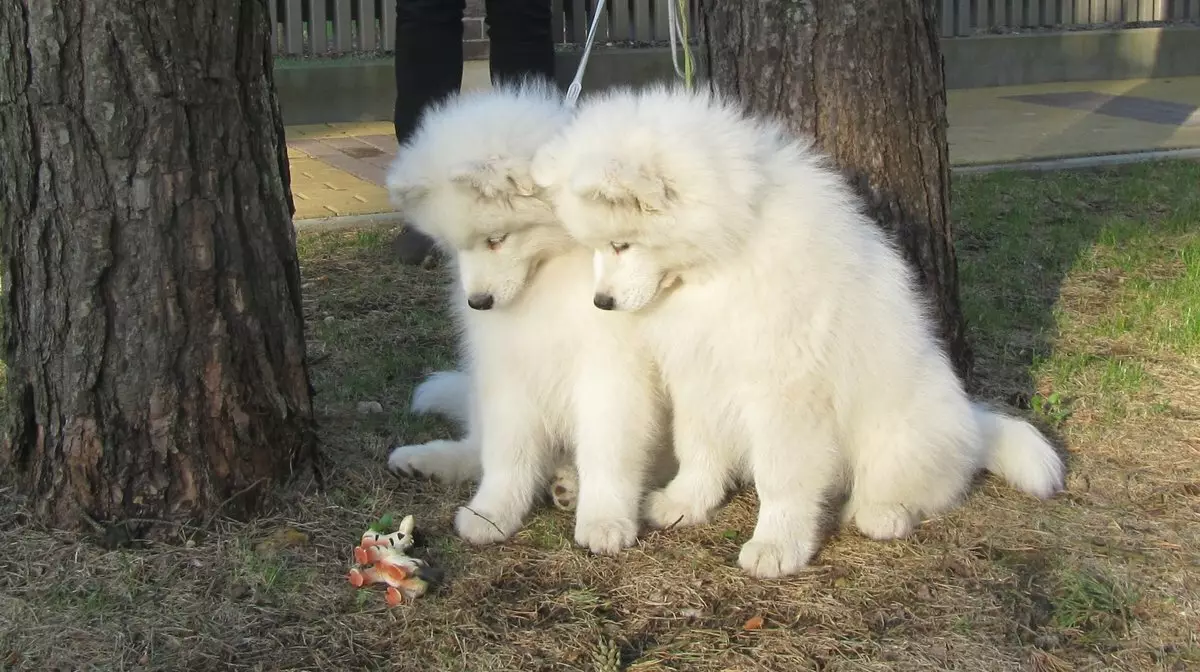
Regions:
[[467, 293, 495, 310], [593, 293, 615, 310]]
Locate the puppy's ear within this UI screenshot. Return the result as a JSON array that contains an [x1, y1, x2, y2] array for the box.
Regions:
[[449, 156, 538, 198], [571, 159, 674, 213]]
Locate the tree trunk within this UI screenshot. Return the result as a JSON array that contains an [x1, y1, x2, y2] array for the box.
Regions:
[[0, 0, 317, 537], [698, 0, 974, 384]]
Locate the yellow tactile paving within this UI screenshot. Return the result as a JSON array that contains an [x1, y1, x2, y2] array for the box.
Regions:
[[286, 76, 1200, 220], [289, 154, 390, 220]]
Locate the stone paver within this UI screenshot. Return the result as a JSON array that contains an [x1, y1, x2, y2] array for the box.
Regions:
[[287, 75, 1200, 221]]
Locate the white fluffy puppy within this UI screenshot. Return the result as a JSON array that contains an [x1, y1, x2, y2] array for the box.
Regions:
[[384, 80, 667, 555], [530, 85, 1065, 578]]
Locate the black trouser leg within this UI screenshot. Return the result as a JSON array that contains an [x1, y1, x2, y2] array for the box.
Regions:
[[394, 0, 466, 145], [484, 0, 556, 88], [391, 0, 466, 265]]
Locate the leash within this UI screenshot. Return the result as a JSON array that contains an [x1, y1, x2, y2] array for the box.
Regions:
[[564, 0, 609, 108], [564, 0, 695, 109], [667, 0, 695, 88]]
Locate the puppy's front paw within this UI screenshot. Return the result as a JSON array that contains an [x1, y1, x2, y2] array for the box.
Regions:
[[574, 516, 638, 556], [851, 503, 918, 541], [737, 537, 817, 579], [454, 505, 520, 545], [644, 488, 712, 529]]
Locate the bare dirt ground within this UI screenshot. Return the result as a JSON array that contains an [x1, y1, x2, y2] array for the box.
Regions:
[[2, 161, 1198, 671]]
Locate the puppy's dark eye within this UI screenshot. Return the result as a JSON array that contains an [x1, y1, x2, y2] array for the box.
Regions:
[[611, 242, 630, 253], [486, 234, 508, 250]]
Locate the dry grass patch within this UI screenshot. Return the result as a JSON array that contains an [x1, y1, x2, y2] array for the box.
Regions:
[[3, 161, 1200, 671]]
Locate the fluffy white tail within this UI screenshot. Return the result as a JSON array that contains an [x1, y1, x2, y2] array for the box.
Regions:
[[411, 371, 472, 426], [974, 403, 1065, 499]]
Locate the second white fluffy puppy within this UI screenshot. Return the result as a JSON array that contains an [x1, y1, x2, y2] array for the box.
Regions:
[[384, 80, 667, 555], [531, 85, 1065, 578]]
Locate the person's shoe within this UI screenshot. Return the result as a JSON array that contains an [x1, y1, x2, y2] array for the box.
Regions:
[[391, 226, 440, 268]]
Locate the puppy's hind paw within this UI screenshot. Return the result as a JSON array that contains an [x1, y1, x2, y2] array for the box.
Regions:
[[549, 465, 579, 511], [387, 440, 480, 483]]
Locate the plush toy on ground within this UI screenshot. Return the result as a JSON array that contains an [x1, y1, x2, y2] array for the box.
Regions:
[[347, 513, 434, 607]]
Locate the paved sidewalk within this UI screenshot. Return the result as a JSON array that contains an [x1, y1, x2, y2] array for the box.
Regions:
[[286, 74, 1200, 222]]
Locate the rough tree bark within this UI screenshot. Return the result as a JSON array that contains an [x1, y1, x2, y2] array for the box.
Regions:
[[698, 0, 974, 384], [0, 0, 317, 537]]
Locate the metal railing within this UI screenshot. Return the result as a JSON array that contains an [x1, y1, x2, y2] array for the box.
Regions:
[[269, 0, 1200, 57]]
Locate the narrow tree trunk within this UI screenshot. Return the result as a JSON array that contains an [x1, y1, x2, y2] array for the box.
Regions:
[[0, 0, 317, 536], [698, 0, 973, 384]]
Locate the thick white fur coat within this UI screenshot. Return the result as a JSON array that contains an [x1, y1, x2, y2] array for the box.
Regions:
[[530, 85, 1066, 578]]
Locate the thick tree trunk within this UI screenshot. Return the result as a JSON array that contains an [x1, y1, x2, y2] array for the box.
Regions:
[[698, 0, 973, 384], [0, 0, 317, 536]]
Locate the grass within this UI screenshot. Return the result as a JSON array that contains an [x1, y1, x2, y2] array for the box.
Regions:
[[1049, 567, 1138, 642], [2, 160, 1200, 670]]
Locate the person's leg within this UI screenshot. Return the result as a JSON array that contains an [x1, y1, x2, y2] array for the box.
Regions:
[[391, 0, 466, 265], [484, 0, 556, 87], [394, 0, 466, 144]]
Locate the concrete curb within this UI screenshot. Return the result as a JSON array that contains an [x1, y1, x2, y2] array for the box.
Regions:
[[952, 147, 1200, 174], [293, 211, 404, 232]]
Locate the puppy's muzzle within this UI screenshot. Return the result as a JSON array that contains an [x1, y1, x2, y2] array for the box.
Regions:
[[467, 293, 495, 310], [593, 293, 615, 311]]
